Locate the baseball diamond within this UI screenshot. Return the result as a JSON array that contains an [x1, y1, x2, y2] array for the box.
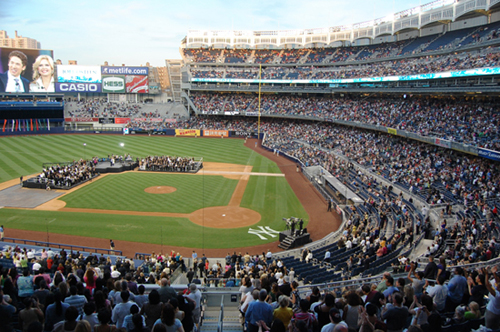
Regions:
[[0, 135, 339, 257]]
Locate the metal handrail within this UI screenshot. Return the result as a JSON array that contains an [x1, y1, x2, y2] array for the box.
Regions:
[[1, 237, 122, 256]]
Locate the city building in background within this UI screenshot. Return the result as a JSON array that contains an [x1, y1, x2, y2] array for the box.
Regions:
[[0, 30, 40, 49]]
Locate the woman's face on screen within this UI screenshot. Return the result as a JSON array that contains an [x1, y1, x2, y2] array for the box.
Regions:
[[38, 59, 53, 78]]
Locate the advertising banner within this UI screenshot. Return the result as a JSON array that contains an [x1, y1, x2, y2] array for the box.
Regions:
[[191, 66, 500, 85], [224, 111, 239, 115], [478, 148, 500, 162], [55, 83, 101, 93], [134, 118, 163, 122], [114, 118, 131, 124], [98, 118, 115, 124], [125, 75, 148, 93], [65, 117, 99, 122], [56, 65, 101, 83], [175, 129, 200, 136], [246, 112, 258, 116], [387, 128, 397, 135], [231, 131, 255, 138], [203, 130, 228, 137], [102, 75, 125, 93], [0, 47, 55, 93], [435, 138, 452, 149], [102, 66, 149, 76]]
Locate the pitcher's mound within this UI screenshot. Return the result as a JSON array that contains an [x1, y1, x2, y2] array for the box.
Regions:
[[190, 206, 261, 228], [144, 186, 177, 194]]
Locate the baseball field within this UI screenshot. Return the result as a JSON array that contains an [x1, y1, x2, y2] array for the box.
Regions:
[[0, 134, 320, 255]]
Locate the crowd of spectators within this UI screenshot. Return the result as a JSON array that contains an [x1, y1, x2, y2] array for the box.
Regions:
[[190, 48, 500, 81], [183, 23, 500, 65], [66, 100, 154, 119], [183, 48, 220, 62], [66, 99, 105, 118], [139, 156, 199, 172], [125, 119, 170, 131], [33, 160, 98, 188], [190, 92, 500, 150], [2, 237, 500, 332], [0, 246, 204, 332]]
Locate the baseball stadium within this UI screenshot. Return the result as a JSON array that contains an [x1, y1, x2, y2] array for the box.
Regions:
[[1, 1, 500, 331]]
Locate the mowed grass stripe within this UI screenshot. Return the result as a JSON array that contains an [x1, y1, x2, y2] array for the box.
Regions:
[[0, 140, 38, 176], [2, 137, 64, 168]]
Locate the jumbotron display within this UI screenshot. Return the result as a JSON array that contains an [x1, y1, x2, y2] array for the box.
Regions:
[[0, 47, 149, 94]]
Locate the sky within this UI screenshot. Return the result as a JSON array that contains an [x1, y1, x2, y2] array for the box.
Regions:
[[2, 0, 424, 67]]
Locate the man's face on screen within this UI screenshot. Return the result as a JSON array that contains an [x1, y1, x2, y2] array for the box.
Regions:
[[8, 56, 25, 78]]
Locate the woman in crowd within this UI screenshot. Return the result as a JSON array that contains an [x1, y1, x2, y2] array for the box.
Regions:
[[75, 320, 92, 332], [83, 267, 98, 294], [343, 291, 363, 330], [464, 301, 481, 320], [154, 304, 185, 332], [407, 266, 428, 300], [273, 295, 293, 328], [94, 290, 112, 313], [291, 300, 317, 332], [52, 305, 79, 332], [94, 309, 117, 332], [290, 281, 300, 311], [18, 297, 44, 332], [313, 293, 336, 330], [45, 290, 70, 331], [140, 289, 163, 330], [177, 294, 195, 332]]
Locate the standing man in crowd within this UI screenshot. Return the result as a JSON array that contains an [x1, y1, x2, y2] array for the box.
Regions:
[[245, 289, 273, 332], [0, 51, 30, 93], [187, 283, 202, 331], [0, 225, 4, 241], [382, 292, 408, 332], [446, 267, 467, 312]]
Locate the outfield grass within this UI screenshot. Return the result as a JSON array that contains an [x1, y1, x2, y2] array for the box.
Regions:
[[0, 135, 280, 183], [0, 135, 308, 248]]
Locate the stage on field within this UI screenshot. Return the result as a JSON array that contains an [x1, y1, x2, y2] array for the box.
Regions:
[[0, 185, 65, 208]]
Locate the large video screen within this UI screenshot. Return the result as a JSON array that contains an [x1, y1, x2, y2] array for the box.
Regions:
[[0, 47, 150, 94], [0, 47, 55, 93]]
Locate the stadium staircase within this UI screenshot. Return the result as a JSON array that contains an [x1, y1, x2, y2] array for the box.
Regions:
[[200, 295, 241, 332], [181, 92, 200, 114], [275, 50, 284, 64], [323, 49, 338, 63], [278, 234, 296, 250], [247, 50, 256, 63], [298, 50, 311, 64]]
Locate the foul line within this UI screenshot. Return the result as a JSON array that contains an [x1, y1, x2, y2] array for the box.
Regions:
[[202, 171, 284, 177]]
